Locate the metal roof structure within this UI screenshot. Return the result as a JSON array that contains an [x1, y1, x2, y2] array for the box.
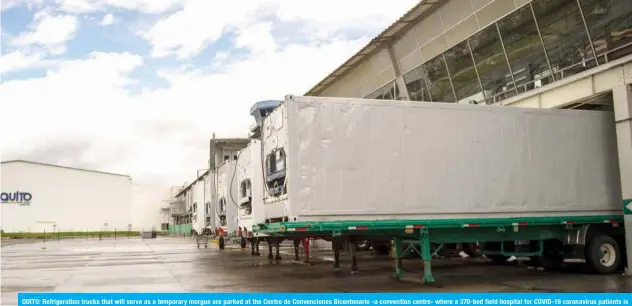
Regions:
[[0, 159, 131, 178], [304, 0, 442, 96]]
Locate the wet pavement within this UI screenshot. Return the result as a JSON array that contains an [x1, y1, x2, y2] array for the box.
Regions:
[[2, 237, 631, 305]]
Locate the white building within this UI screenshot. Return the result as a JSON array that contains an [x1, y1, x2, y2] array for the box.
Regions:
[[0, 160, 133, 233], [131, 183, 174, 232]]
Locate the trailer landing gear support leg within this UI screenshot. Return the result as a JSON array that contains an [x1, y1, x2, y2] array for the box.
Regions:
[[250, 239, 255, 256], [275, 241, 282, 261], [420, 231, 435, 283], [349, 239, 358, 273], [303, 238, 311, 264], [293, 239, 301, 261], [394, 236, 403, 279], [255, 238, 261, 256], [333, 240, 341, 271], [267, 240, 274, 260]]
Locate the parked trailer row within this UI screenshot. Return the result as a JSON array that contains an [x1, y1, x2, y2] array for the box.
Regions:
[[222, 95, 627, 284]]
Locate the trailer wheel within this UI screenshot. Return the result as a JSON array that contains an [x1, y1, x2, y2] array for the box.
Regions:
[[219, 236, 226, 250], [585, 234, 621, 274]]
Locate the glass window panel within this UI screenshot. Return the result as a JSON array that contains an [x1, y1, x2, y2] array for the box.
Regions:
[[403, 66, 432, 102], [498, 4, 554, 95], [532, 0, 595, 80], [379, 81, 398, 100], [468, 25, 515, 105], [365, 88, 384, 99], [364, 82, 399, 100], [444, 41, 484, 103], [580, 0, 632, 63], [422, 55, 457, 103]]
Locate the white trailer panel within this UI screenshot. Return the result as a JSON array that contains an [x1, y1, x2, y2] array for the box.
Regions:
[[212, 160, 239, 234], [237, 140, 266, 234], [261, 95, 623, 222]]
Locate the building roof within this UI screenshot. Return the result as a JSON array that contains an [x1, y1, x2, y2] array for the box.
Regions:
[[0, 160, 131, 179], [304, 0, 442, 96], [174, 169, 209, 198]]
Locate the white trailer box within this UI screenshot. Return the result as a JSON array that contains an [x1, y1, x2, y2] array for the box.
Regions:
[[261, 95, 623, 222], [212, 160, 239, 234], [236, 140, 266, 235]]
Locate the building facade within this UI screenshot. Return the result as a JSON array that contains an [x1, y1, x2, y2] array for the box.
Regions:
[[307, 0, 632, 110], [0, 160, 133, 233]]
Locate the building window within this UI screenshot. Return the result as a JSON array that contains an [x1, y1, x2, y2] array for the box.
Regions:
[[497, 4, 554, 95], [532, 0, 595, 80], [579, 0, 632, 63], [403, 66, 432, 102], [444, 40, 484, 103], [468, 24, 515, 104], [423, 54, 456, 103], [365, 81, 400, 100]]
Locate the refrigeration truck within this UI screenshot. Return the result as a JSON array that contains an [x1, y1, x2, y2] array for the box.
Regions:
[[252, 95, 627, 283], [235, 101, 280, 254]]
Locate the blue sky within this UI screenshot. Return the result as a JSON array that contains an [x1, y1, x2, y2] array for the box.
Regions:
[[0, 0, 418, 185]]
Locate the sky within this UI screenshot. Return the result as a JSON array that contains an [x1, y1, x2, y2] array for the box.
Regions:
[[0, 0, 419, 187]]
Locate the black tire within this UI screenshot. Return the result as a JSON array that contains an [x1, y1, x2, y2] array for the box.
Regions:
[[240, 237, 247, 249], [219, 236, 226, 250], [585, 234, 621, 274]]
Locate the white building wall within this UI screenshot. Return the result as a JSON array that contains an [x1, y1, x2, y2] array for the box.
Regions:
[[0, 161, 132, 232], [131, 184, 171, 231]]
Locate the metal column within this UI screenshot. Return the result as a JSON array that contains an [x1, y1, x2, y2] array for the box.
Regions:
[[613, 84, 632, 275], [386, 45, 410, 100]]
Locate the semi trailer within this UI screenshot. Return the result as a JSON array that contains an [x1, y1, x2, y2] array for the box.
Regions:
[[252, 95, 627, 283]]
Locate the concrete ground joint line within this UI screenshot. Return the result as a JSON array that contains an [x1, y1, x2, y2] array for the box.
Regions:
[[142, 240, 188, 291]]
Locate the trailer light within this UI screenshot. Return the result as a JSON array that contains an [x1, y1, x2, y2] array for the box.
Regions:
[[295, 227, 308, 232], [562, 221, 575, 225], [347, 226, 368, 230], [462, 223, 479, 228], [404, 229, 414, 233], [280, 225, 286, 231], [604, 220, 619, 227], [405, 225, 424, 229], [511, 222, 528, 227]]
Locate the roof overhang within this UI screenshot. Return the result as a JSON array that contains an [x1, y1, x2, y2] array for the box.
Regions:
[[304, 0, 443, 97]]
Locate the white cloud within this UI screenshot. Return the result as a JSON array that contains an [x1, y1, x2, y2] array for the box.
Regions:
[[101, 13, 114, 25], [142, 0, 417, 60], [0, 51, 55, 75], [4, 0, 184, 14], [10, 11, 79, 54], [0, 36, 367, 183], [1, 0, 419, 186]]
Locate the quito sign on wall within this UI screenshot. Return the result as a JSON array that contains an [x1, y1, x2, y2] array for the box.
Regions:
[[0, 191, 32, 206]]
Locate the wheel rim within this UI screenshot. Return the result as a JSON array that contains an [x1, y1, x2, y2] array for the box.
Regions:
[[598, 243, 616, 267]]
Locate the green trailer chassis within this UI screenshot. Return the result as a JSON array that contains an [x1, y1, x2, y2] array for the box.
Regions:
[[252, 215, 625, 283]]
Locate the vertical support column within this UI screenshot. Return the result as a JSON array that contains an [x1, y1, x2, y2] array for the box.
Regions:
[[419, 230, 435, 283], [394, 236, 403, 279], [333, 239, 341, 270], [293, 239, 301, 261], [348, 238, 358, 273], [613, 84, 632, 275], [386, 45, 410, 101], [303, 238, 311, 263]]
